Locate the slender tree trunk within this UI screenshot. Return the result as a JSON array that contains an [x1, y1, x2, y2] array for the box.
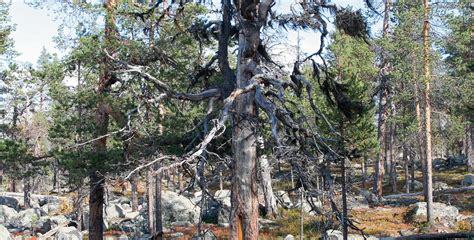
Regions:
[[8, 178, 15, 192], [341, 157, 348, 240], [390, 122, 397, 193], [374, 0, 391, 197], [131, 173, 139, 212], [467, 123, 473, 172], [146, 168, 155, 235], [300, 188, 304, 240], [404, 147, 410, 193], [259, 154, 277, 218], [414, 76, 427, 198], [422, 0, 434, 224], [23, 176, 31, 209], [155, 165, 163, 239], [410, 151, 416, 192], [362, 156, 367, 189]]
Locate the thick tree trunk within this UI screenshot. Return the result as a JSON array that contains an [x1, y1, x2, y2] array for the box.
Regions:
[[374, 0, 391, 197], [131, 173, 139, 212], [229, 16, 260, 240], [89, 1, 117, 239], [422, 0, 434, 224], [146, 168, 155, 235]]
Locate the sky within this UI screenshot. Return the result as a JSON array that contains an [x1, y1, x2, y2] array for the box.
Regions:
[[9, 0, 61, 64], [8, 0, 370, 66]]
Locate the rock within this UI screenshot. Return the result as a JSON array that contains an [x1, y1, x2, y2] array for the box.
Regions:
[[462, 175, 474, 186], [124, 211, 139, 219], [433, 158, 446, 170], [41, 202, 62, 215], [214, 190, 231, 227], [433, 182, 451, 191], [447, 155, 466, 166], [0, 224, 12, 240], [10, 208, 43, 230], [324, 229, 379, 240], [294, 197, 322, 214], [214, 190, 231, 207], [0, 196, 19, 210], [55, 226, 82, 240], [275, 190, 293, 208], [284, 234, 295, 240], [36, 215, 69, 233], [407, 202, 459, 224], [169, 232, 185, 238], [360, 190, 383, 205], [0, 205, 18, 224], [162, 191, 200, 226], [122, 203, 131, 212], [118, 234, 129, 240], [258, 218, 278, 230], [192, 229, 217, 240], [411, 180, 424, 191], [105, 203, 126, 220], [118, 196, 130, 204]]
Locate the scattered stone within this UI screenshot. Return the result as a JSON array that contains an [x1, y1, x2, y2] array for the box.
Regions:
[[324, 229, 380, 240], [118, 234, 129, 240], [192, 229, 217, 240], [0, 224, 12, 240], [10, 208, 43, 230], [407, 202, 459, 224], [411, 180, 424, 191], [462, 175, 474, 186], [284, 234, 295, 240], [275, 190, 293, 208], [105, 203, 126, 220], [41, 202, 62, 215], [0, 196, 19, 210], [214, 190, 231, 227], [433, 182, 452, 191], [36, 215, 69, 233], [447, 155, 466, 166], [55, 226, 82, 240], [162, 191, 200, 226], [121, 203, 131, 212], [258, 218, 278, 230], [0, 205, 18, 224]]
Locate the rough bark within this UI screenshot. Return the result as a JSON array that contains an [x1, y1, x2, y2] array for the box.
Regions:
[[390, 121, 397, 193], [23, 176, 31, 209], [342, 158, 348, 240], [422, 0, 434, 224], [131, 173, 139, 212], [374, 0, 391, 197], [259, 154, 277, 218], [229, 8, 261, 240], [467, 123, 473, 172], [89, 1, 117, 239], [146, 168, 156, 235], [155, 165, 163, 238], [403, 147, 409, 194]]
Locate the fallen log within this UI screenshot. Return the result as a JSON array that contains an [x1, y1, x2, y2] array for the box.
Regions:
[[395, 232, 474, 239], [384, 186, 474, 200]]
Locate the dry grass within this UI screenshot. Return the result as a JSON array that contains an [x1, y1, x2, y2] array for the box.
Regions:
[[351, 207, 414, 237]]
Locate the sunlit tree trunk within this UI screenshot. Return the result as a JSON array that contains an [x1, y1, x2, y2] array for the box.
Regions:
[[374, 0, 391, 197], [146, 168, 155, 235], [422, 0, 434, 224]]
